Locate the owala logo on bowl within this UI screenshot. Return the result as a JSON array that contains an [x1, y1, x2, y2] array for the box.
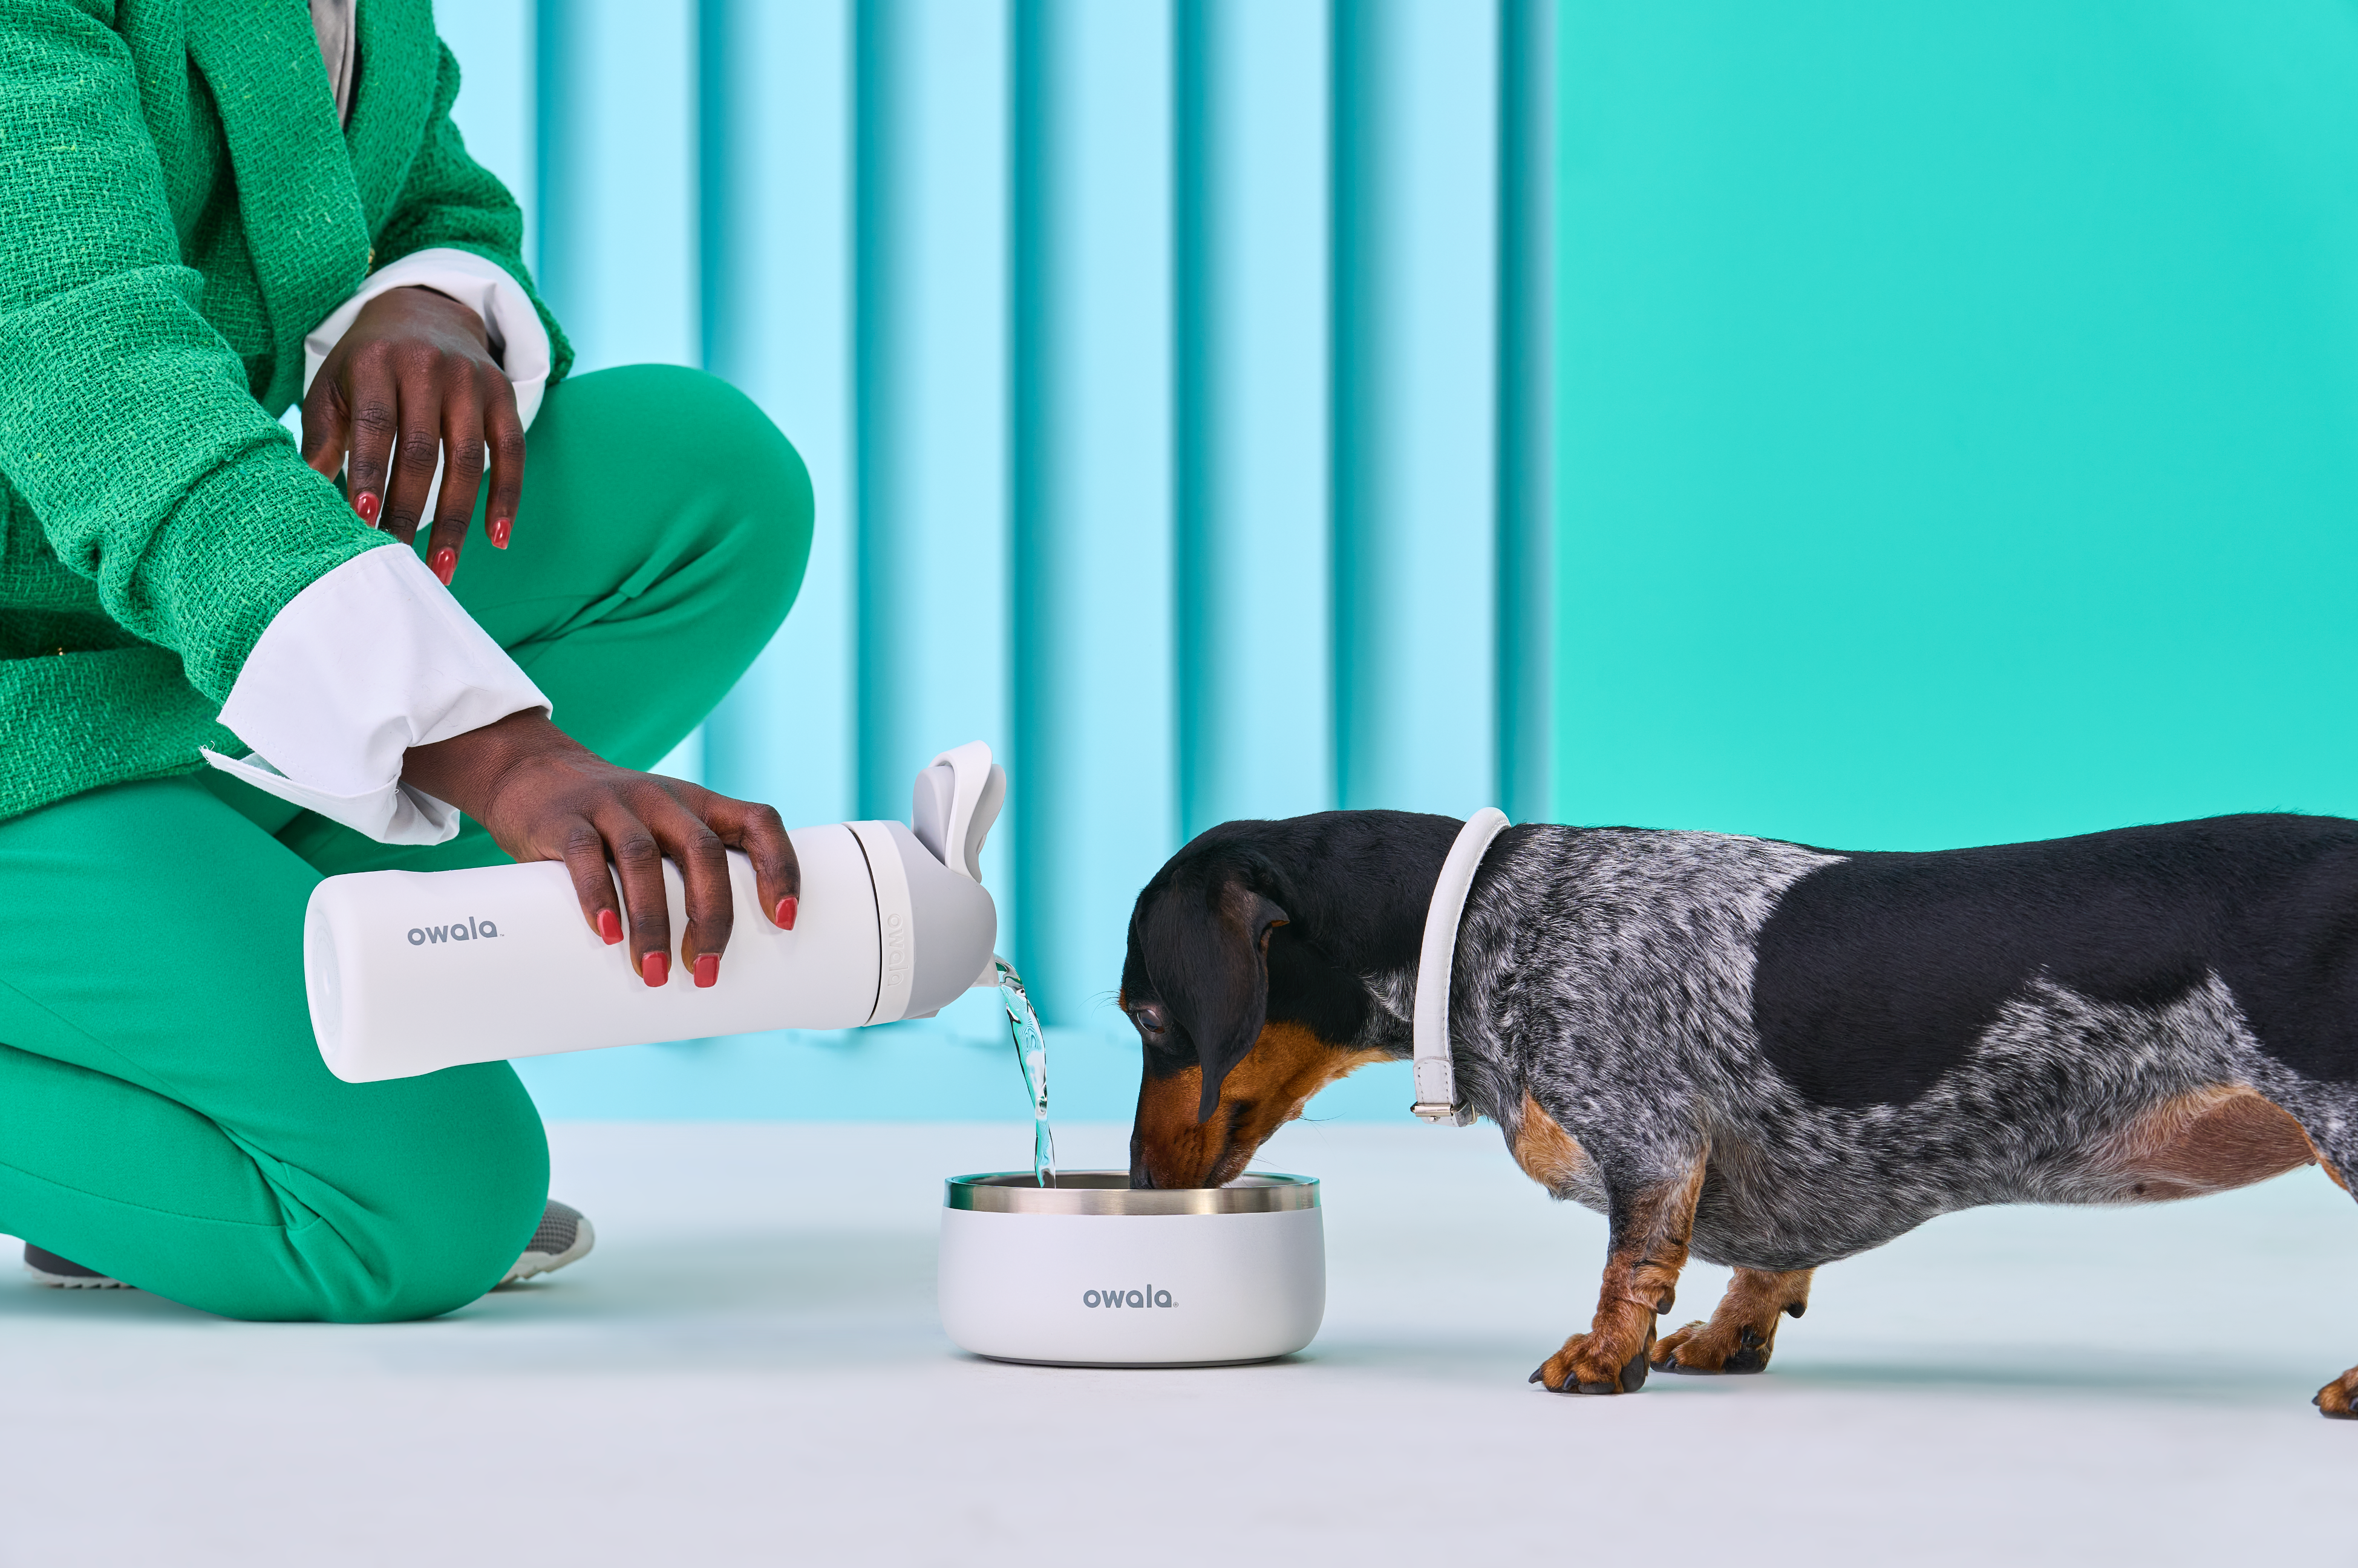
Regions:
[[938, 1171, 1324, 1368], [1082, 1284, 1177, 1309]]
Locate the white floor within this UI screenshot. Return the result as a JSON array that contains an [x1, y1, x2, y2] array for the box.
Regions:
[[1, 1119, 2352, 1567]]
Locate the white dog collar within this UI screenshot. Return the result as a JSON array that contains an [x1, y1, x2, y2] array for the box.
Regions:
[[1411, 808, 1512, 1125]]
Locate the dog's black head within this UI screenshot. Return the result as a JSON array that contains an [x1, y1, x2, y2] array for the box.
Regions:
[[1120, 811, 1461, 1187]]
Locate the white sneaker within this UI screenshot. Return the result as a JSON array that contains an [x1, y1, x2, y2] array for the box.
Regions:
[[500, 1200, 596, 1285]]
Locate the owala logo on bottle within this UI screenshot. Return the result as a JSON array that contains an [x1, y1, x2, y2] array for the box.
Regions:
[[1082, 1282, 1175, 1310], [405, 916, 501, 947]]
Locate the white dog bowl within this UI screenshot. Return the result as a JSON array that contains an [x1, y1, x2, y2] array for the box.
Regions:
[[938, 1171, 1325, 1367]]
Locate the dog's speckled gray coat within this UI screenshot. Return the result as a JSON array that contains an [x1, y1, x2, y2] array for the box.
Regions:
[[1336, 825, 2358, 1272]]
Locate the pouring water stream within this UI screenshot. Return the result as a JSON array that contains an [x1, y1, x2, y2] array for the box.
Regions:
[[991, 957, 1055, 1186]]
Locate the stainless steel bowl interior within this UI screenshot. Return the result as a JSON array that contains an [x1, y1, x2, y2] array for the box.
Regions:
[[944, 1170, 1318, 1215]]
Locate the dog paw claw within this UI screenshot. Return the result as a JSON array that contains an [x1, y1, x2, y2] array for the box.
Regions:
[[1653, 1317, 1775, 1376], [2316, 1367, 2358, 1419], [1533, 1325, 1656, 1396]]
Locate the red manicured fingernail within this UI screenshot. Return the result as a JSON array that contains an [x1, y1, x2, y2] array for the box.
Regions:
[[694, 953, 719, 988], [776, 897, 797, 930], [429, 547, 456, 585], [642, 952, 668, 987], [597, 909, 622, 945], [354, 492, 380, 524], [489, 515, 511, 549]]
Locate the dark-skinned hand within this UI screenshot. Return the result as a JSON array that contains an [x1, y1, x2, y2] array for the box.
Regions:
[[402, 711, 802, 987], [301, 284, 525, 586]]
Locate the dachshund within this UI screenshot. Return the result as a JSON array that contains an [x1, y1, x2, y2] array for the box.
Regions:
[[1118, 809, 2358, 1414]]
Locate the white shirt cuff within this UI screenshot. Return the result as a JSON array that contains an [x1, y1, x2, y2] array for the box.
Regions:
[[203, 544, 551, 846], [299, 247, 553, 430]]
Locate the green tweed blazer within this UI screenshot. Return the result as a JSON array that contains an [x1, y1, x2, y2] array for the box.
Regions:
[[0, 0, 572, 822]]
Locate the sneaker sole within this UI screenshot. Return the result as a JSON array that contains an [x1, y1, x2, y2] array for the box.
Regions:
[[24, 1264, 128, 1289]]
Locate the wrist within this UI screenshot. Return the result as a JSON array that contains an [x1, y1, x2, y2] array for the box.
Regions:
[[402, 709, 578, 822], [353, 285, 491, 348]]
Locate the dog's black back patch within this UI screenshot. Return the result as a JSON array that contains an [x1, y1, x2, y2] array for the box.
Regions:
[[1753, 814, 2358, 1107]]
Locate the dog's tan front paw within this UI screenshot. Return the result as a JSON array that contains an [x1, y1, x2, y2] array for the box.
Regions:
[[1529, 1324, 1655, 1395], [1652, 1316, 1774, 1375], [2313, 1367, 2358, 1419]]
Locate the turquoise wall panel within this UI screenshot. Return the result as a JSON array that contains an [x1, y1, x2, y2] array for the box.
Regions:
[[437, 1, 1553, 1119], [535, 0, 700, 374], [699, 0, 860, 838], [1335, 0, 1500, 818], [433, 5, 534, 253], [1176, 0, 1336, 834], [1012, 0, 1182, 1031], [854, 0, 1015, 851], [1555, 3, 2358, 853], [1497, 0, 1554, 828]]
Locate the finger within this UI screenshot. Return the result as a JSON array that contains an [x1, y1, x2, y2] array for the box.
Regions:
[[599, 808, 671, 987], [702, 793, 801, 932], [648, 789, 733, 986], [426, 384, 486, 585], [382, 363, 446, 561], [299, 370, 353, 486], [560, 820, 625, 949], [342, 342, 399, 532], [482, 375, 527, 550]]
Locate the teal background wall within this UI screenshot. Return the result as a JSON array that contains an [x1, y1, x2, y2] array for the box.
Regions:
[[436, 2, 2358, 1124], [431, 1, 1553, 1120], [1556, 3, 2358, 848]]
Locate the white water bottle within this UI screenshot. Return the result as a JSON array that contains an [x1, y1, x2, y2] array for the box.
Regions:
[[302, 742, 1008, 1083]]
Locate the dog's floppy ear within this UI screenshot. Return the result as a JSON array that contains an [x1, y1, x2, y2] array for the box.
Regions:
[[1143, 876, 1290, 1123]]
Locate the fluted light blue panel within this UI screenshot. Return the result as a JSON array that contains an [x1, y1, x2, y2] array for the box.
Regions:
[[435, 1, 535, 258], [534, 0, 700, 374], [535, 0, 707, 784], [698, 0, 858, 835], [435, 1, 1555, 1120], [852, 0, 1015, 866], [1012, 0, 1180, 1030], [1334, 0, 1500, 818], [1176, 0, 1334, 836], [1497, 0, 1555, 827]]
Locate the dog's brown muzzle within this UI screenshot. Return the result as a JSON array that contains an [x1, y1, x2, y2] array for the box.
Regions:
[[1129, 1065, 1242, 1189], [1129, 1024, 1390, 1189]]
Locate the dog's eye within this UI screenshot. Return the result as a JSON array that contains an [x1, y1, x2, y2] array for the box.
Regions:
[[1132, 1003, 1167, 1035]]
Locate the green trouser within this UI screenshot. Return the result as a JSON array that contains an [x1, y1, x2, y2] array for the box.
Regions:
[[0, 365, 812, 1321]]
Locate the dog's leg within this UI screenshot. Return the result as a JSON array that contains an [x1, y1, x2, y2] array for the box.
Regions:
[[2299, 1134, 2358, 1418], [2240, 1101, 2358, 1419], [2091, 1081, 2357, 1416], [1651, 1267, 1814, 1374], [1530, 1154, 1706, 1396]]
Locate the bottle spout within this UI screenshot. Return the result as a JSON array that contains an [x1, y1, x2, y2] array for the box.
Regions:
[[910, 741, 1006, 883]]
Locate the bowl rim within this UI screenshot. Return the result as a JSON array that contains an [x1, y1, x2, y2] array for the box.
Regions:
[[944, 1169, 1319, 1215]]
